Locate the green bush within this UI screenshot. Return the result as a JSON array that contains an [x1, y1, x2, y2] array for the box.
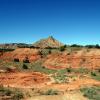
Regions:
[[85, 44, 100, 49], [80, 86, 100, 100], [71, 44, 82, 47], [0, 86, 24, 100], [59, 45, 67, 51], [12, 91, 24, 100], [0, 86, 12, 96], [54, 74, 67, 83], [91, 71, 100, 81], [5, 89, 12, 96], [41, 89, 59, 95], [91, 71, 97, 76], [14, 58, 19, 62], [66, 67, 73, 73], [0, 48, 15, 52], [53, 70, 68, 83], [23, 64, 28, 69]]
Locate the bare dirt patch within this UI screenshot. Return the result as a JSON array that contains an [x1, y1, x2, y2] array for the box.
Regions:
[[0, 72, 50, 88], [42, 78, 100, 91], [26, 91, 88, 100]]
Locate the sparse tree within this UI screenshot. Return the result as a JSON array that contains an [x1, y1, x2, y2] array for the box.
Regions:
[[59, 45, 67, 51]]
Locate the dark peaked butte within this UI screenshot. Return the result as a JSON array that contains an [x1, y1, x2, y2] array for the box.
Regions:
[[33, 36, 64, 48]]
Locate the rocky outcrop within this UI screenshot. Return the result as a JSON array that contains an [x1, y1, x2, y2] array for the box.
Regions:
[[33, 36, 64, 48]]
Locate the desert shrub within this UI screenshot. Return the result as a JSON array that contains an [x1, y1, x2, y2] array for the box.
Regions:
[[91, 71, 97, 76], [80, 86, 100, 100], [23, 59, 30, 63], [17, 43, 29, 48], [66, 67, 73, 73], [57, 69, 68, 74], [85, 44, 100, 49], [53, 70, 68, 83], [74, 67, 89, 74], [85, 45, 95, 48], [0, 86, 24, 100], [59, 45, 67, 51], [91, 71, 100, 81], [95, 44, 100, 48], [0, 86, 12, 96], [71, 44, 82, 47], [41, 89, 59, 95], [98, 69, 100, 72], [39, 49, 51, 57], [0, 48, 15, 52], [5, 89, 12, 96], [14, 58, 19, 62], [23, 64, 28, 69], [12, 91, 24, 100], [54, 74, 67, 83]]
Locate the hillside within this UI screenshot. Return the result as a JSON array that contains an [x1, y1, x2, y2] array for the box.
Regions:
[[1, 47, 100, 69], [0, 43, 29, 50], [43, 49, 100, 69]]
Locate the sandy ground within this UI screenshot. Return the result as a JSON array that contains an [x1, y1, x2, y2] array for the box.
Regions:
[[26, 91, 88, 100]]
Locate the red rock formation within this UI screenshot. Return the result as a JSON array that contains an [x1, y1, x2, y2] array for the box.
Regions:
[[0, 48, 41, 62], [43, 49, 100, 69]]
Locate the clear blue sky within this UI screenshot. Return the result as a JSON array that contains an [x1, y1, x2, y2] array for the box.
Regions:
[[0, 0, 100, 45]]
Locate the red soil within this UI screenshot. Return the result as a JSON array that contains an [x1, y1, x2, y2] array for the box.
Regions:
[[1, 48, 100, 69], [0, 48, 41, 62], [43, 49, 100, 69], [0, 72, 50, 88]]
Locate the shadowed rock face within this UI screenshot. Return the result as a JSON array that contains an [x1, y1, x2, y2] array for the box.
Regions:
[[33, 36, 64, 48]]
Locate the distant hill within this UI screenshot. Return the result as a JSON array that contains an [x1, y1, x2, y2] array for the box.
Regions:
[[0, 43, 29, 50], [0, 36, 64, 49], [33, 36, 64, 48]]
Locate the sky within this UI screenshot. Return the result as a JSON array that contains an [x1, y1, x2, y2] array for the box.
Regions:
[[0, 0, 100, 45]]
